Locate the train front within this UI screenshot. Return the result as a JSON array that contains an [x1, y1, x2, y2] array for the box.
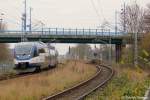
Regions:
[[13, 43, 39, 73]]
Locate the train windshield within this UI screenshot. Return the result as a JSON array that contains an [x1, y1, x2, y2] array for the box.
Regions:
[[15, 45, 33, 55]]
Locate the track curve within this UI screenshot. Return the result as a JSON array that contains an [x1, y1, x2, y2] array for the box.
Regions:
[[43, 64, 114, 100]]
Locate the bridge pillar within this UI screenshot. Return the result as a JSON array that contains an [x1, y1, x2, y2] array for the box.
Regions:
[[115, 44, 124, 63]]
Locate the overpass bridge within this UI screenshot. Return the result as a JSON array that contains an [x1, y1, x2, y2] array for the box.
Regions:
[[0, 28, 130, 44], [0, 28, 133, 62]]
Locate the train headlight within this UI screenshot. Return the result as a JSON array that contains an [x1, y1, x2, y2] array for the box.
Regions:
[[27, 55, 31, 57]]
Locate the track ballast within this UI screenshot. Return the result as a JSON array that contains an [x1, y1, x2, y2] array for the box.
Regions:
[[44, 64, 114, 100]]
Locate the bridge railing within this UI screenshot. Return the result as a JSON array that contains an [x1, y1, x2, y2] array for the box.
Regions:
[[0, 28, 125, 37]]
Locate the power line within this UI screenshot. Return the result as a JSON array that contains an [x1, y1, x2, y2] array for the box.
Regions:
[[97, 0, 106, 21], [90, 0, 112, 29], [90, 0, 102, 24], [4, 19, 20, 25]]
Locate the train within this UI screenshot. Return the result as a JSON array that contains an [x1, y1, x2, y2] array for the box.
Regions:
[[13, 42, 58, 73]]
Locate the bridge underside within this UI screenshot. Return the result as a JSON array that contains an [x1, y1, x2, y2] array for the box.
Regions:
[[0, 36, 123, 44]]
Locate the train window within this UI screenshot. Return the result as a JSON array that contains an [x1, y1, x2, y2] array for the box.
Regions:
[[39, 48, 45, 53]]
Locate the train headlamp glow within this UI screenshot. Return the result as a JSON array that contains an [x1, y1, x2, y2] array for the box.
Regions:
[[27, 55, 31, 57]]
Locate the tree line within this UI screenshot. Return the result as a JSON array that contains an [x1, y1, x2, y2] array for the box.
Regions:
[[120, 1, 150, 34]]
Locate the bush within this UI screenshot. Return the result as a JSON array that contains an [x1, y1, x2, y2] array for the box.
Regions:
[[139, 33, 150, 60], [85, 65, 150, 100]]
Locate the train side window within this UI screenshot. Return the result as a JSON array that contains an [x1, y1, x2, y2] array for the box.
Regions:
[[39, 48, 45, 53]]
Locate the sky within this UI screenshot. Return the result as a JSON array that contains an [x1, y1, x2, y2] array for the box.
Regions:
[[0, 0, 149, 54]]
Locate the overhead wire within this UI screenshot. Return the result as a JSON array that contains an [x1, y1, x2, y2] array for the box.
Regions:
[[97, 0, 107, 22], [90, 0, 102, 25], [90, 0, 123, 32], [31, 19, 45, 31], [0, 8, 22, 30], [5, 16, 21, 25], [90, 0, 112, 29], [97, 0, 115, 30]]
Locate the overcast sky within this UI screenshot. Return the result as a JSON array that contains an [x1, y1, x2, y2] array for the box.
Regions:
[[1, 0, 149, 29], [1, 0, 149, 54]]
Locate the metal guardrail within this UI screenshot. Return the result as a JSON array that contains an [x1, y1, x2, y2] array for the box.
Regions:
[[0, 29, 131, 43], [0, 28, 125, 37]]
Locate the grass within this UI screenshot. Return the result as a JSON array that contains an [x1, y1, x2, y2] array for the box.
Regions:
[[0, 44, 12, 62], [85, 64, 150, 100], [0, 60, 96, 100]]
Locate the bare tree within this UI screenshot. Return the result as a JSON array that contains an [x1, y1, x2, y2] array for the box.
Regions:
[[120, 2, 145, 34], [66, 44, 92, 60], [144, 3, 150, 33]]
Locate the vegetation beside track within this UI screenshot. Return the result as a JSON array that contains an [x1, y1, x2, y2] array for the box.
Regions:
[[0, 60, 96, 100], [85, 24, 150, 100], [85, 64, 150, 100]]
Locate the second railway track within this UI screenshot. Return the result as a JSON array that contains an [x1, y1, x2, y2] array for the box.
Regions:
[[0, 67, 56, 81], [44, 64, 114, 100]]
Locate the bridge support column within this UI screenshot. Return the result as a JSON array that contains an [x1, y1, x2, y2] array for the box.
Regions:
[[115, 44, 123, 63]]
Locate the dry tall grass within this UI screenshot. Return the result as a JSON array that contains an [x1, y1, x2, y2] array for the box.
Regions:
[[0, 60, 96, 100], [0, 43, 12, 62]]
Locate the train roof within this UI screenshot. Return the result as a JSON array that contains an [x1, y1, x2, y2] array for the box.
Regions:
[[15, 42, 47, 46], [15, 42, 56, 50]]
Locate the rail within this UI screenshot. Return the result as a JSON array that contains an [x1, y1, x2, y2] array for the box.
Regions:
[[43, 64, 114, 100]]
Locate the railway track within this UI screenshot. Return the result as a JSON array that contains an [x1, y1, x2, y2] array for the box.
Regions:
[[44, 64, 114, 100], [0, 62, 67, 81], [0, 67, 56, 81]]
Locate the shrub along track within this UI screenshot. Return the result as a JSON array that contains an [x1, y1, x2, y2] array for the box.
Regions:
[[44, 64, 114, 100]]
